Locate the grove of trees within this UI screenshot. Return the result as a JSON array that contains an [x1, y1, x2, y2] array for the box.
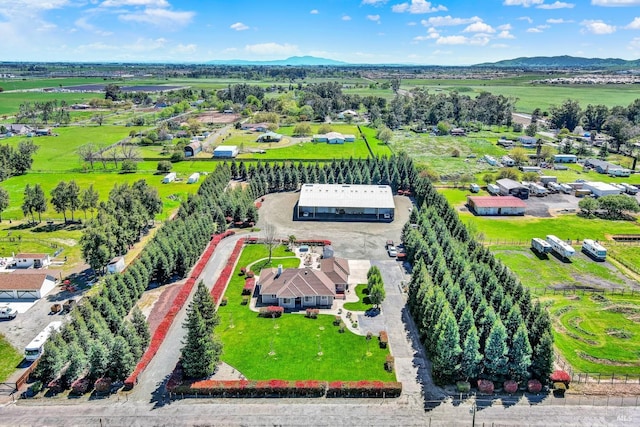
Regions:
[[0, 140, 39, 181]]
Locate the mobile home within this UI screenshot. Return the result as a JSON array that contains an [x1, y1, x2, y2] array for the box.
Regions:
[[25, 321, 63, 361], [546, 235, 575, 259], [484, 155, 497, 166], [582, 239, 607, 261]]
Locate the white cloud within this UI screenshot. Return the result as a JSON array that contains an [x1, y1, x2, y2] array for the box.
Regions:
[[392, 0, 447, 14], [498, 30, 515, 38], [367, 14, 381, 23], [463, 21, 496, 33], [592, 0, 640, 6], [361, 0, 388, 4], [414, 27, 440, 40], [310, 9, 319, 14], [407, 21, 417, 25], [172, 43, 197, 54], [581, 19, 616, 34], [503, 0, 543, 6], [100, 0, 170, 7], [537, 1, 574, 8], [498, 23, 512, 30], [491, 43, 510, 48], [244, 42, 299, 56], [221, 47, 238, 54], [119, 8, 195, 26], [547, 18, 573, 23], [436, 35, 489, 45], [342, 15, 352, 21], [77, 37, 168, 53], [230, 22, 249, 31], [75, 17, 113, 36], [518, 16, 533, 23], [626, 17, 640, 29], [421, 15, 481, 27], [526, 27, 543, 32]]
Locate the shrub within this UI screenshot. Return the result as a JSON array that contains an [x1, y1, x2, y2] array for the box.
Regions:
[[333, 315, 341, 326], [246, 271, 255, 278], [503, 380, 518, 394], [305, 308, 319, 318], [550, 370, 571, 387], [94, 377, 112, 393], [170, 151, 184, 163], [120, 159, 138, 173], [477, 379, 494, 395], [220, 297, 228, 306], [259, 306, 284, 317], [339, 322, 346, 333], [326, 381, 402, 398], [385, 355, 394, 372], [157, 160, 172, 173], [456, 381, 471, 393], [239, 267, 246, 276], [379, 331, 388, 348], [241, 296, 249, 305], [28, 380, 42, 395], [71, 377, 91, 395], [527, 379, 542, 394]]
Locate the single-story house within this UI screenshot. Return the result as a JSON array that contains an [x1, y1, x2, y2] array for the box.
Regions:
[[257, 131, 282, 142], [467, 195, 526, 216], [0, 271, 57, 299], [213, 145, 239, 158], [337, 110, 358, 119], [107, 256, 125, 274], [451, 128, 466, 136], [241, 123, 270, 132], [518, 136, 538, 147], [184, 141, 202, 157], [320, 257, 350, 293], [585, 159, 631, 176], [14, 253, 51, 269], [258, 267, 336, 309], [5, 124, 32, 135], [313, 132, 356, 144], [554, 154, 577, 163], [496, 178, 529, 199]]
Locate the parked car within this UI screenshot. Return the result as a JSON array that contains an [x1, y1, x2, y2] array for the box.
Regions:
[[387, 246, 398, 257], [386, 240, 394, 249], [0, 305, 17, 320]]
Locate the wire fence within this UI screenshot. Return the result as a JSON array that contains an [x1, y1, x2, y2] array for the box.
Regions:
[[481, 238, 640, 247], [531, 287, 638, 297]]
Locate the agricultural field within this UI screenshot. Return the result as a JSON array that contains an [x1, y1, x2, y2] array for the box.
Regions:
[[0, 92, 97, 116], [216, 244, 395, 381]]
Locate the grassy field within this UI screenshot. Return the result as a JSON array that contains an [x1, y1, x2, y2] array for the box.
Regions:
[[0, 334, 23, 383], [543, 293, 640, 376], [607, 246, 640, 277], [343, 284, 373, 312], [0, 92, 98, 116], [216, 244, 394, 381]]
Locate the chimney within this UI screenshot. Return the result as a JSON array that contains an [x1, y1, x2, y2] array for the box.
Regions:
[[277, 264, 283, 278]]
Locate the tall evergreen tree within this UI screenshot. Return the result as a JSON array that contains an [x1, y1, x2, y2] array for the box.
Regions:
[[530, 330, 554, 381], [508, 324, 533, 382], [432, 307, 462, 385], [483, 320, 509, 381], [460, 324, 483, 381], [181, 305, 222, 378]]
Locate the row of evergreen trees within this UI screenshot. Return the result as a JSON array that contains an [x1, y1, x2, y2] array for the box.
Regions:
[[403, 177, 553, 385], [36, 165, 255, 387]]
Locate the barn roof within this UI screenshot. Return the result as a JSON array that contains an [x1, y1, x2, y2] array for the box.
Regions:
[[298, 184, 395, 209], [15, 253, 48, 259], [467, 196, 527, 209], [0, 271, 55, 291]]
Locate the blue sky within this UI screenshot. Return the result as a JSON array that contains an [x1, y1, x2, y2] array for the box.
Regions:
[[2, 0, 640, 65]]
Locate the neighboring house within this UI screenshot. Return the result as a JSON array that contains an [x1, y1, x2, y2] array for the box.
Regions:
[[554, 154, 577, 163], [313, 132, 355, 144], [213, 145, 239, 158], [467, 195, 526, 216], [258, 266, 336, 309], [71, 104, 91, 110], [0, 271, 57, 299], [14, 253, 51, 269], [107, 256, 125, 274], [35, 128, 51, 136], [337, 110, 358, 120], [320, 257, 350, 293], [257, 131, 282, 142], [585, 159, 631, 176], [5, 124, 32, 135], [518, 136, 538, 147], [184, 141, 202, 157], [450, 128, 466, 136], [241, 123, 270, 132]]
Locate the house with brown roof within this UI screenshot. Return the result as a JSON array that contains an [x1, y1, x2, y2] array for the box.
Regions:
[[0, 271, 57, 299], [14, 253, 51, 269], [320, 257, 350, 292], [258, 267, 336, 309], [241, 123, 270, 132]]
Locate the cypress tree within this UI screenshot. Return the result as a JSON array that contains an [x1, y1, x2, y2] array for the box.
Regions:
[[432, 307, 462, 385], [483, 320, 509, 381], [458, 305, 475, 344], [181, 306, 222, 378], [88, 340, 110, 381], [131, 306, 151, 348], [192, 281, 219, 331], [530, 330, 554, 381], [460, 324, 483, 381], [508, 324, 533, 382], [108, 336, 135, 381]]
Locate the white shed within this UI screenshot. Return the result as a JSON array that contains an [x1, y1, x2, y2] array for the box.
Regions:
[[187, 172, 200, 184], [14, 253, 51, 269], [107, 256, 125, 274], [582, 182, 621, 198], [213, 145, 239, 158]]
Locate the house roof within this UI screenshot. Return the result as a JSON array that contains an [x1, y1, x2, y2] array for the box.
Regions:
[[320, 257, 350, 284], [467, 196, 527, 209], [186, 141, 201, 150], [213, 145, 238, 152], [259, 268, 336, 299], [15, 253, 48, 260], [496, 179, 525, 191], [298, 184, 395, 210], [108, 256, 124, 265], [0, 271, 55, 291]]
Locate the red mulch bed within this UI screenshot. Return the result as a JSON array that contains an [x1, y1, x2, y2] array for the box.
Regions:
[[145, 283, 183, 336]]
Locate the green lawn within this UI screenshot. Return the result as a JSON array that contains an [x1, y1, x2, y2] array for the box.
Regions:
[[238, 139, 373, 160], [0, 92, 98, 116], [216, 244, 395, 381], [343, 284, 373, 312], [0, 334, 22, 383], [608, 246, 640, 277], [543, 294, 640, 376]]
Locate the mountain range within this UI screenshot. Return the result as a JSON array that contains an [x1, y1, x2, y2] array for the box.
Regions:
[[476, 55, 640, 69]]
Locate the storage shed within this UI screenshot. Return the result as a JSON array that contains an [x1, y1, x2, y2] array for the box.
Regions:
[[187, 172, 200, 184], [213, 145, 239, 158], [582, 182, 621, 198], [0, 271, 56, 299], [467, 196, 526, 216], [297, 184, 395, 222], [496, 178, 529, 199], [14, 253, 51, 269]]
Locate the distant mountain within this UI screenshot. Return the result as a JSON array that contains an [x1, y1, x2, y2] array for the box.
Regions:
[[476, 55, 640, 69], [204, 56, 348, 66]]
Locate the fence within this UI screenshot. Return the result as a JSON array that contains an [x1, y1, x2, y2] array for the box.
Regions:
[[531, 287, 638, 297], [481, 238, 640, 247], [554, 354, 640, 385]]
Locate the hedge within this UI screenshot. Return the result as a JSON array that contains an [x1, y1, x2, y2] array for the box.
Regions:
[[259, 306, 284, 317], [326, 381, 402, 398], [210, 238, 245, 305], [550, 370, 571, 387]]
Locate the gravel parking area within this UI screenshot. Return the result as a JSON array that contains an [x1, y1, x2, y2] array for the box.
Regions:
[[525, 193, 580, 217]]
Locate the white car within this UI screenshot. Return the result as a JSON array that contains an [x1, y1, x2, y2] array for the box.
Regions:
[[0, 305, 17, 320], [387, 246, 398, 257]]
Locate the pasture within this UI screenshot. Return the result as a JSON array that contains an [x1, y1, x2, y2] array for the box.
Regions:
[[0, 334, 22, 383], [216, 244, 395, 381]]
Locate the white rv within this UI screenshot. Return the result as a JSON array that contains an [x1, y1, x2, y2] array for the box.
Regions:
[[559, 184, 573, 194], [621, 183, 638, 195], [582, 239, 607, 260], [484, 155, 497, 166], [531, 238, 552, 254], [162, 172, 177, 184], [487, 184, 500, 195], [187, 172, 200, 184], [546, 235, 575, 259], [25, 321, 63, 361]]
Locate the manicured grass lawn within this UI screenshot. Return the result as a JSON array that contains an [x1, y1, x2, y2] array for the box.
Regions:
[[343, 284, 373, 312], [238, 139, 372, 160], [216, 244, 395, 381], [0, 334, 22, 383], [542, 293, 640, 376]]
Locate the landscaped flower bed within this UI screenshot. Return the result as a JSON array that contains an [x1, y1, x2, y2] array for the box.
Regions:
[[210, 238, 245, 304], [259, 306, 284, 317], [326, 380, 402, 398], [550, 370, 571, 387]]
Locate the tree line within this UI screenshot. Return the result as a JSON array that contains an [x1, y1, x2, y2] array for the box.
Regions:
[[402, 176, 553, 385], [21, 181, 99, 224], [36, 164, 252, 388], [0, 139, 38, 181], [15, 100, 70, 126]]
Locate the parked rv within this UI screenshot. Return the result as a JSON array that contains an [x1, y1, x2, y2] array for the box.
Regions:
[[25, 321, 63, 361], [559, 184, 573, 194], [469, 183, 480, 193], [547, 182, 561, 193], [621, 183, 638, 195], [582, 239, 607, 261], [546, 235, 575, 259], [529, 183, 548, 197], [162, 172, 177, 184], [487, 184, 500, 195], [484, 155, 497, 166], [531, 238, 551, 254]]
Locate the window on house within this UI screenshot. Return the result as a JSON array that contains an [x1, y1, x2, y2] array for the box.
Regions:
[[304, 296, 313, 302]]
